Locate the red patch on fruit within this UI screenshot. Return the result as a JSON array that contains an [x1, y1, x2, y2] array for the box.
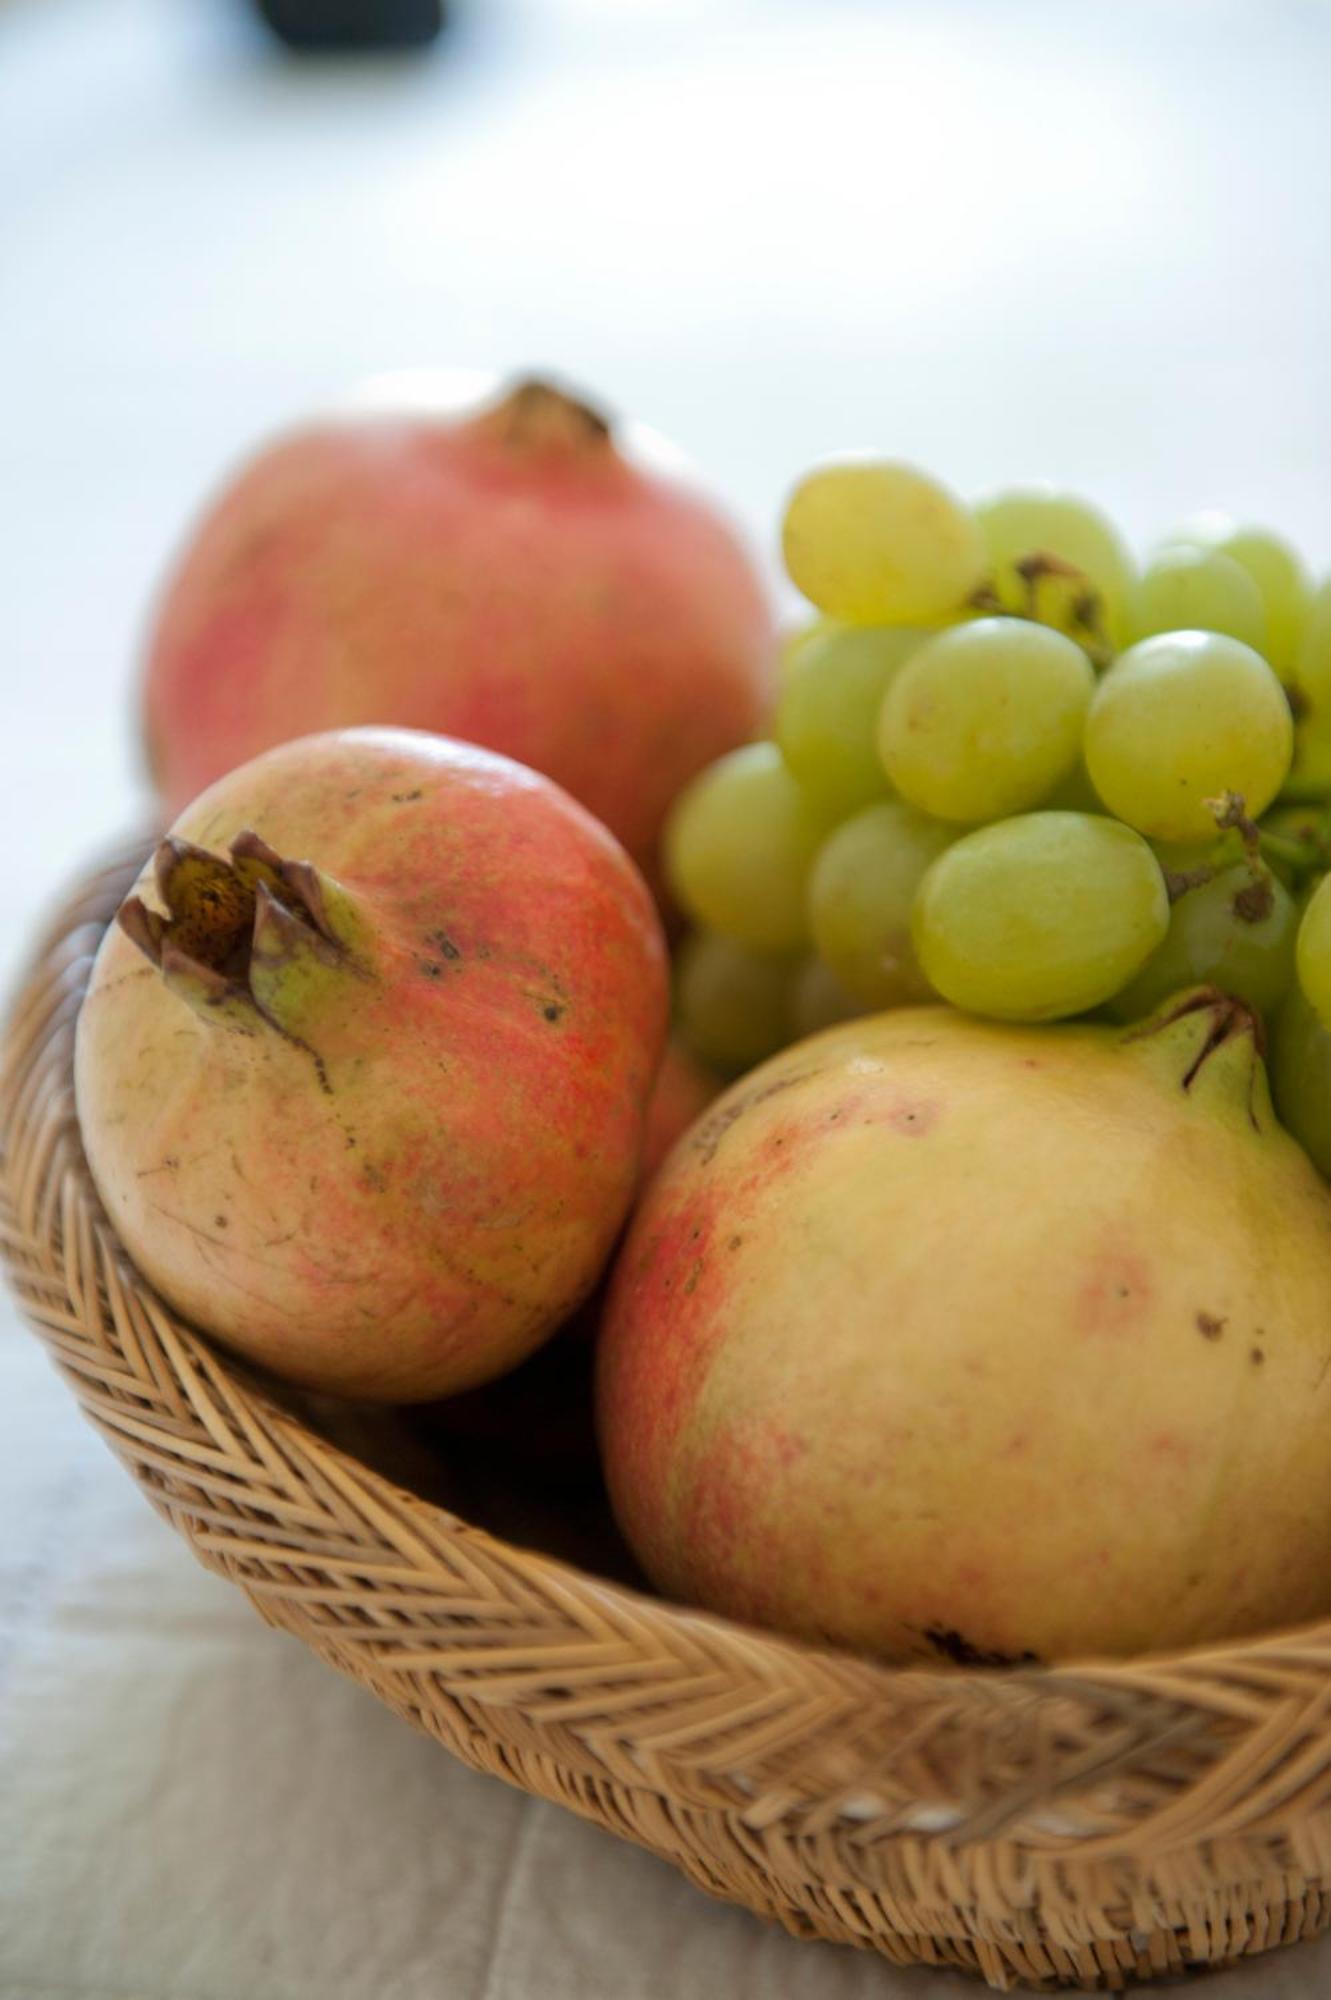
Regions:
[[1077, 1250, 1153, 1337]]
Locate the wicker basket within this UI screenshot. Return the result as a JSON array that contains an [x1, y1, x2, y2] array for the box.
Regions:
[[8, 846, 1331, 1994]]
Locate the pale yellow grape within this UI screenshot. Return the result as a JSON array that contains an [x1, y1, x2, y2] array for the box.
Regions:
[[1296, 874, 1331, 1034], [1285, 577, 1331, 801], [1133, 546, 1267, 651], [675, 932, 796, 1074], [1294, 576, 1331, 705], [1271, 986, 1331, 1179], [1084, 632, 1293, 842], [1108, 864, 1297, 1023], [1160, 513, 1311, 669], [781, 459, 986, 625], [877, 617, 1094, 823], [776, 624, 923, 817], [912, 812, 1169, 1021], [788, 958, 866, 1039], [664, 742, 829, 951], [778, 616, 833, 684], [973, 486, 1136, 649], [808, 801, 957, 1007]]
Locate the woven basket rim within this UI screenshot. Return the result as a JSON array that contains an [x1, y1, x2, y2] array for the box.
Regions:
[[9, 839, 1331, 1900]]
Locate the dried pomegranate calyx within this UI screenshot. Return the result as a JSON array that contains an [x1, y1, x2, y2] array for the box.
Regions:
[[117, 829, 367, 1033]]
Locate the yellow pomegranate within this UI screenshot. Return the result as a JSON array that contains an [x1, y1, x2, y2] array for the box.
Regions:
[[598, 994, 1331, 1663]]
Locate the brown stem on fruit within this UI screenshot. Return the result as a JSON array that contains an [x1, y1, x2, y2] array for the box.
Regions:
[[117, 830, 367, 1037], [1232, 873, 1275, 924], [482, 376, 613, 454], [1207, 790, 1260, 853], [1123, 986, 1267, 1132]]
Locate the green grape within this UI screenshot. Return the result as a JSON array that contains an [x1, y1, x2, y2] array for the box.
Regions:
[[1159, 513, 1311, 670], [675, 932, 796, 1074], [808, 801, 957, 1008], [1108, 864, 1297, 1021], [1293, 575, 1331, 704], [912, 812, 1169, 1021], [1284, 577, 1331, 801], [775, 624, 922, 817], [1132, 546, 1267, 651], [1258, 804, 1331, 887], [972, 486, 1136, 652], [664, 742, 829, 951], [1084, 631, 1293, 842], [1270, 984, 1331, 1179], [1296, 872, 1331, 1031], [877, 617, 1094, 823], [788, 957, 866, 1039], [778, 616, 833, 684], [781, 459, 986, 625]]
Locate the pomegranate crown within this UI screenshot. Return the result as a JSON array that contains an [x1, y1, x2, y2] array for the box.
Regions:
[[118, 831, 368, 1039]]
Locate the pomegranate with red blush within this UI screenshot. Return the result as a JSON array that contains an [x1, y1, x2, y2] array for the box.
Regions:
[[76, 728, 667, 1402], [142, 375, 775, 889]]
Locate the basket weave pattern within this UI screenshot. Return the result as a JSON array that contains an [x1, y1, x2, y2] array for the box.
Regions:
[[7, 849, 1331, 1991]]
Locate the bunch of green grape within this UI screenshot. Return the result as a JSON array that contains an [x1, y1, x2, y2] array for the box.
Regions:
[[665, 457, 1331, 1176]]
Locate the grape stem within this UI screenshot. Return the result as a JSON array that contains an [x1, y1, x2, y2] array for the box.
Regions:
[[1205, 786, 1331, 882], [1207, 791, 1262, 853]]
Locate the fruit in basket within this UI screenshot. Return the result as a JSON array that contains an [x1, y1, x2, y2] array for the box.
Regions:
[[75, 728, 668, 1401], [664, 743, 829, 951], [1109, 862, 1298, 1022], [662, 452, 1329, 1077], [1085, 632, 1293, 843], [598, 993, 1331, 1662], [141, 375, 774, 889], [912, 812, 1169, 1020], [877, 617, 1094, 823], [781, 460, 986, 625], [1158, 514, 1311, 671], [973, 487, 1136, 653]]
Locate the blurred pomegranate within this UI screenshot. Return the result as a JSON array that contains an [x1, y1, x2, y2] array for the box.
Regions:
[[142, 374, 775, 890]]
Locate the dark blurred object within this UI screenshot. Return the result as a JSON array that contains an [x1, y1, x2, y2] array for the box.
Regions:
[[255, 0, 444, 51]]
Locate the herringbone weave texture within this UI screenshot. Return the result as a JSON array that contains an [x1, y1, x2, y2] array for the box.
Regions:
[[7, 847, 1331, 1991]]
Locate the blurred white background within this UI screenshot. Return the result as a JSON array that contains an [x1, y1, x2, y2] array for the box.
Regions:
[[3, 1, 1331, 1994]]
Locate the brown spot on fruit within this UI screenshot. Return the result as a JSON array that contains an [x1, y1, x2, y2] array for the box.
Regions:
[[922, 1626, 1040, 1669], [889, 1098, 938, 1136], [1251, 1347, 1266, 1367], [1196, 1311, 1226, 1340], [1078, 1250, 1153, 1337]]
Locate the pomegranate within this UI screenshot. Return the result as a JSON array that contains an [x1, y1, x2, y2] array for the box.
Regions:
[[141, 375, 775, 889], [598, 994, 1331, 1662], [76, 728, 667, 1401]]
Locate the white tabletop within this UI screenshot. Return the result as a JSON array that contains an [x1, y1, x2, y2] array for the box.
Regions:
[[4, 1, 1331, 1993]]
